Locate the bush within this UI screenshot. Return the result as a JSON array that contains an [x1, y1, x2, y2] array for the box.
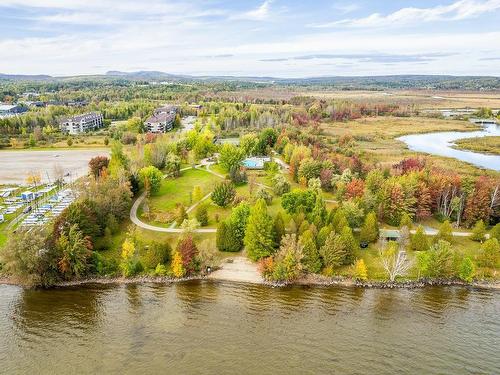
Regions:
[[211, 181, 236, 207], [471, 220, 487, 242], [435, 220, 453, 243], [175, 204, 188, 226], [272, 174, 290, 196], [143, 242, 172, 270], [478, 238, 500, 268], [353, 259, 368, 281], [459, 257, 475, 282], [411, 225, 429, 252], [256, 188, 273, 205], [121, 131, 137, 144]]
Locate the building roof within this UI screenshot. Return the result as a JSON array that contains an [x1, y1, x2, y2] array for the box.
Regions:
[[60, 112, 102, 123], [145, 111, 175, 124]]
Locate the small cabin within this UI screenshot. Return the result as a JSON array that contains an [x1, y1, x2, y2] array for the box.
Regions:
[[380, 229, 401, 242]]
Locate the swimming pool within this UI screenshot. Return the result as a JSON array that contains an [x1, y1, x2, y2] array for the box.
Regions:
[[242, 157, 270, 169]]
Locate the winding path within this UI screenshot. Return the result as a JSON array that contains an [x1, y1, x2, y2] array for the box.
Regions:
[[130, 159, 477, 238]]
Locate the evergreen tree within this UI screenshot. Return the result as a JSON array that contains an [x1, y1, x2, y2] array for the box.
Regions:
[[216, 221, 240, 252], [435, 220, 453, 243], [478, 238, 500, 268], [175, 204, 188, 226], [490, 223, 500, 241], [340, 226, 357, 265], [399, 212, 413, 229], [273, 212, 286, 247], [458, 257, 475, 282], [244, 199, 275, 261], [411, 225, 430, 252], [360, 211, 379, 243], [195, 204, 209, 226], [299, 230, 322, 273], [332, 209, 349, 232], [320, 232, 348, 268], [192, 185, 203, 202], [309, 194, 327, 228], [471, 220, 487, 242], [317, 224, 334, 248]]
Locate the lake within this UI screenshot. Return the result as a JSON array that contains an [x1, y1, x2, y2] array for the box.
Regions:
[[399, 123, 500, 171], [0, 149, 109, 185], [0, 282, 498, 374]]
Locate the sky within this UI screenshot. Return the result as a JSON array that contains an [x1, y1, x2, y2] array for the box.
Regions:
[[0, 0, 499, 77]]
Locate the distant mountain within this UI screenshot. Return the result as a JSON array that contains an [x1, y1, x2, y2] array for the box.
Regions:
[[1, 71, 499, 89], [0, 73, 53, 81]]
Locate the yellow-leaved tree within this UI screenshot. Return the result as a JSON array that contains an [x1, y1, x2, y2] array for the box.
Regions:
[[171, 250, 185, 278], [353, 259, 368, 281]]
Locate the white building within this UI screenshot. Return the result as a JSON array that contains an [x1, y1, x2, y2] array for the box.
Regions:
[[0, 103, 28, 118], [59, 112, 104, 134], [144, 105, 177, 133]]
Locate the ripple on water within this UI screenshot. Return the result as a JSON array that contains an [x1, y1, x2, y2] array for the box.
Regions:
[[0, 284, 499, 375]]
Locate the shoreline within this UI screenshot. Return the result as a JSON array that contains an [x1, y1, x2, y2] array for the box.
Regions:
[[1, 275, 499, 290]]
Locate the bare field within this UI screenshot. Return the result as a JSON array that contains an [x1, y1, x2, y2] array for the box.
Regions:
[[0, 149, 109, 184]]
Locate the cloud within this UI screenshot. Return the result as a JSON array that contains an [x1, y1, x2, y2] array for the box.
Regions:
[[260, 53, 456, 63], [312, 0, 500, 28], [479, 57, 500, 60], [230, 0, 273, 21], [332, 3, 360, 15]]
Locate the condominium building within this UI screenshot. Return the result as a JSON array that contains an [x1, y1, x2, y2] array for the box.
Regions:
[[144, 105, 177, 133], [59, 112, 104, 134]]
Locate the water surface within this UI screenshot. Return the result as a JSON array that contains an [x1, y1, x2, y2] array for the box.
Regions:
[[0, 282, 498, 374], [399, 123, 500, 171]]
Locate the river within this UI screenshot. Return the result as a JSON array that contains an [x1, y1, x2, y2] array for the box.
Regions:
[[0, 282, 498, 374], [398, 123, 500, 171]]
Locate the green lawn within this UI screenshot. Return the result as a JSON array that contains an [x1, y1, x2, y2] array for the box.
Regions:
[[145, 168, 221, 217]]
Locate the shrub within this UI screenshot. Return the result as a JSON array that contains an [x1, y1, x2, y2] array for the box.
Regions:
[[154, 264, 168, 276], [353, 259, 368, 281], [411, 225, 429, 252], [139, 166, 163, 193], [171, 250, 185, 278], [195, 204, 209, 226], [435, 220, 453, 243], [272, 174, 290, 196], [478, 238, 500, 268], [175, 204, 188, 226], [176, 236, 198, 273], [256, 188, 273, 205], [211, 181, 236, 207], [143, 242, 172, 270], [458, 257, 475, 282], [471, 220, 487, 242]]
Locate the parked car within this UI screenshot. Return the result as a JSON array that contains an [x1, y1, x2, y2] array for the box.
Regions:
[[22, 206, 32, 214]]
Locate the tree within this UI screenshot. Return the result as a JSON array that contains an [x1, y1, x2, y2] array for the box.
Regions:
[[171, 250, 185, 278], [309, 194, 327, 228], [0, 227, 56, 287], [218, 143, 244, 172], [216, 221, 241, 252], [256, 188, 273, 205], [353, 259, 368, 281], [56, 224, 93, 280], [270, 234, 304, 282], [320, 232, 348, 268], [423, 240, 455, 278], [299, 230, 322, 273], [399, 212, 413, 229], [211, 181, 236, 207], [165, 153, 181, 177], [229, 202, 251, 249], [317, 224, 333, 248], [378, 240, 412, 282], [490, 223, 500, 241], [436, 220, 453, 243], [195, 204, 209, 226], [139, 166, 163, 194], [478, 238, 500, 268], [459, 257, 475, 282], [340, 226, 357, 265], [360, 212, 379, 243], [244, 199, 275, 261], [192, 185, 203, 202], [88, 156, 110, 178], [273, 212, 286, 247], [175, 204, 188, 226], [464, 177, 493, 226], [120, 238, 140, 277], [471, 220, 487, 242], [281, 189, 316, 214], [143, 242, 172, 270], [411, 225, 430, 252], [331, 209, 349, 232], [176, 236, 198, 273], [272, 174, 290, 196]]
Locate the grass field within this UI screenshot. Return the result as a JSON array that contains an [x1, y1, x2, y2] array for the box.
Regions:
[[453, 136, 500, 156]]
